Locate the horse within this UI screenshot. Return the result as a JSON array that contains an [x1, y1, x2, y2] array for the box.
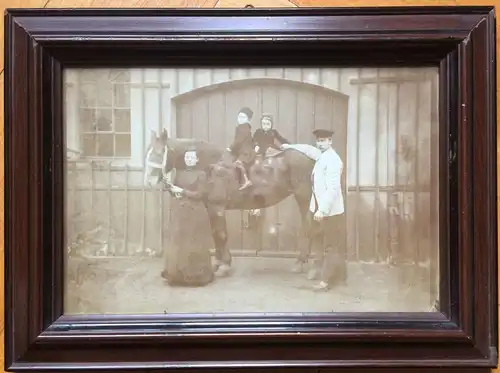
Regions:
[[144, 128, 318, 278]]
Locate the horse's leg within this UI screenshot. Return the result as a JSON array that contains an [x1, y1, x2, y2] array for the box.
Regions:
[[207, 204, 232, 277], [292, 190, 312, 273]]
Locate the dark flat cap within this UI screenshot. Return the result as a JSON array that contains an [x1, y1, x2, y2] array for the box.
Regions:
[[313, 129, 334, 138]]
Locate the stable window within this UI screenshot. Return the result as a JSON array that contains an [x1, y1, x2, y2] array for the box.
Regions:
[[78, 69, 132, 158]]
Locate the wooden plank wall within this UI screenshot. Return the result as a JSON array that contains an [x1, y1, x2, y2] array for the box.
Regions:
[[1, 1, 499, 373]]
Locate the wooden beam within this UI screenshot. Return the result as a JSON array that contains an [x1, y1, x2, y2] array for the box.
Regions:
[[349, 75, 431, 85]]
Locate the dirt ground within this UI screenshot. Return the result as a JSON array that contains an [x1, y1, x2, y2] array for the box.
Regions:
[[65, 256, 434, 315]]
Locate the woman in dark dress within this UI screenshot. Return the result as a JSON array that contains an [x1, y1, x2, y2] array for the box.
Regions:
[[161, 149, 214, 287]]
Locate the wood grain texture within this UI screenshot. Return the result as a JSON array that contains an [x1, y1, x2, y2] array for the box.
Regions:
[[46, 0, 219, 9], [215, 0, 296, 7], [0, 1, 498, 373]]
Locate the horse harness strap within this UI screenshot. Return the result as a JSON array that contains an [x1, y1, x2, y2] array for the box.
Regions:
[[311, 169, 319, 215]]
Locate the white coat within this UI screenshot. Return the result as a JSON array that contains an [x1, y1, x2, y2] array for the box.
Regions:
[[286, 144, 345, 217]]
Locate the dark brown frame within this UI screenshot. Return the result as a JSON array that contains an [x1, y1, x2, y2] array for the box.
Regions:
[[4, 5, 498, 371]]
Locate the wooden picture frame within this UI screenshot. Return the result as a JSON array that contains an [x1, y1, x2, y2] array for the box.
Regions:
[[4, 5, 498, 370]]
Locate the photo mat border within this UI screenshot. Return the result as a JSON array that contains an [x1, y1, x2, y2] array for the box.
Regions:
[[4, 5, 498, 370]]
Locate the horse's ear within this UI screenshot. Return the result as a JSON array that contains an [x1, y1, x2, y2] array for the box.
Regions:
[[161, 128, 169, 142]]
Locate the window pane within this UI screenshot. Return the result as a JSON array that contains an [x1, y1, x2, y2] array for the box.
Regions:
[[79, 83, 96, 107], [82, 134, 96, 156], [80, 70, 98, 82], [110, 70, 130, 83], [96, 109, 112, 132], [114, 109, 131, 132], [95, 134, 114, 157], [96, 81, 113, 107], [79, 108, 96, 132], [113, 84, 130, 107], [115, 134, 131, 157]]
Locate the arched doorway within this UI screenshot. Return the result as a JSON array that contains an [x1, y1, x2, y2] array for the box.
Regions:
[[172, 77, 349, 257]]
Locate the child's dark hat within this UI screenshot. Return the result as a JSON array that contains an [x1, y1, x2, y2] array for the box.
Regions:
[[261, 113, 274, 122], [313, 129, 334, 138], [238, 107, 254, 120]]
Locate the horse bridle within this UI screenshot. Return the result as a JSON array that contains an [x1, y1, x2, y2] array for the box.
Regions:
[[144, 145, 170, 186]]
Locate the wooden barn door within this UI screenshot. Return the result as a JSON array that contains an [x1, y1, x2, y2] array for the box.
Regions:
[[174, 78, 349, 258]]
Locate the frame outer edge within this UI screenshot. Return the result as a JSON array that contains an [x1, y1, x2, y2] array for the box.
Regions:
[[470, 9, 498, 362], [2, 6, 499, 371], [488, 8, 498, 363], [4, 15, 34, 370]]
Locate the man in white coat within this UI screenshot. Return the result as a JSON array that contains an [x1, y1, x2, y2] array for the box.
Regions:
[[282, 128, 346, 291]]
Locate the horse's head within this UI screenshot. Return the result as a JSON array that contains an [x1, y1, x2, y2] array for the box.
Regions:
[[143, 128, 171, 188]]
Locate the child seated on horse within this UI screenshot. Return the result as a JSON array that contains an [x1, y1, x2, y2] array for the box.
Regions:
[[252, 113, 290, 157], [226, 107, 255, 191]]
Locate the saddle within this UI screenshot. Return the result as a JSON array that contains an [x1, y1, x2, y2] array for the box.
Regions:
[[261, 148, 283, 158]]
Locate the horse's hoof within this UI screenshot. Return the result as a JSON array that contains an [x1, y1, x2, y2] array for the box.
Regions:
[[212, 259, 223, 272], [311, 281, 331, 292], [215, 264, 231, 277]]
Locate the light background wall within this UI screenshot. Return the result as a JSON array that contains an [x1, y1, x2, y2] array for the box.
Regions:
[[0, 0, 498, 372]]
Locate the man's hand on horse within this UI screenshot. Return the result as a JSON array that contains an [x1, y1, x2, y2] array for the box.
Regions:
[[313, 210, 324, 221]]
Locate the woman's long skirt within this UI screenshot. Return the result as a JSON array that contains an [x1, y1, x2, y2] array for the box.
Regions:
[[161, 193, 214, 287]]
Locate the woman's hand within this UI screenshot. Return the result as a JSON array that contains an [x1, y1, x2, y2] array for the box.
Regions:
[[170, 185, 183, 194]]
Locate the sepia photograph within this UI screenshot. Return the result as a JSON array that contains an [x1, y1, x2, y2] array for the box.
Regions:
[[64, 66, 439, 315]]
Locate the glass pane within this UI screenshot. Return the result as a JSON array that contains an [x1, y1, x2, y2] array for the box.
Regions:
[[95, 109, 112, 132], [79, 108, 96, 132], [113, 84, 130, 107], [114, 109, 131, 132], [79, 83, 96, 107], [82, 134, 96, 156], [109, 70, 131, 83], [95, 134, 114, 157], [96, 81, 113, 107], [79, 70, 98, 82], [65, 66, 442, 316], [115, 134, 131, 157]]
